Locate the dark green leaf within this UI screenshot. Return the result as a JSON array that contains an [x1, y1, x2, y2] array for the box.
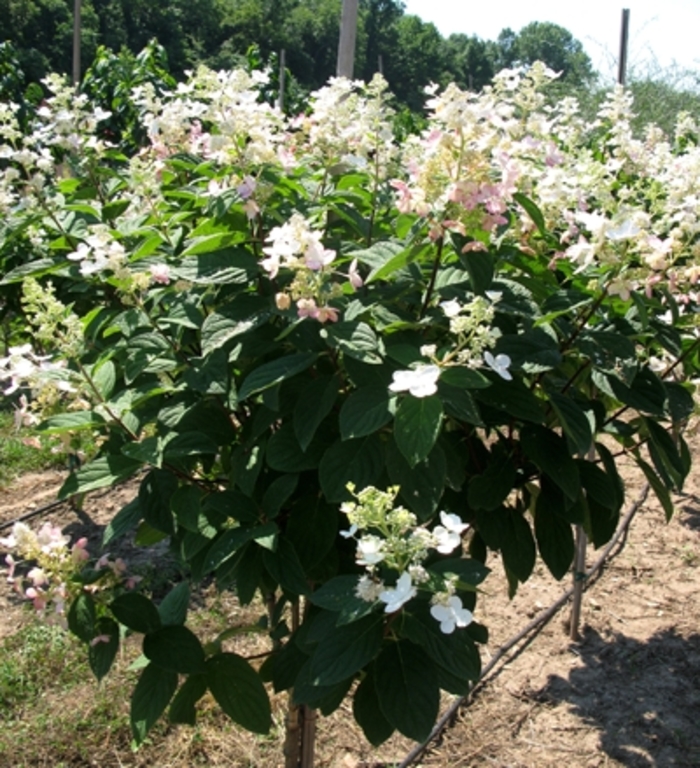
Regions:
[[353, 665, 394, 746], [495, 328, 561, 373], [139, 469, 178, 535], [172, 249, 257, 284], [475, 377, 544, 424], [206, 653, 272, 734], [440, 367, 490, 389], [169, 674, 208, 725], [239, 353, 318, 401], [39, 411, 105, 434], [103, 498, 142, 547], [513, 192, 547, 236], [549, 392, 593, 456], [263, 538, 310, 596], [158, 582, 190, 626], [375, 641, 439, 742], [386, 443, 446, 521], [500, 510, 536, 583], [144, 625, 206, 674], [68, 593, 96, 643], [131, 663, 178, 744], [535, 494, 575, 580], [110, 593, 162, 634], [439, 383, 484, 426], [468, 452, 516, 511], [58, 456, 142, 499], [88, 617, 119, 681], [205, 522, 278, 573], [323, 322, 385, 364], [310, 613, 384, 686], [266, 424, 325, 472], [285, 496, 339, 573], [521, 426, 581, 501], [394, 395, 443, 467], [636, 457, 674, 521], [340, 386, 396, 440], [319, 435, 385, 503], [293, 375, 340, 451]]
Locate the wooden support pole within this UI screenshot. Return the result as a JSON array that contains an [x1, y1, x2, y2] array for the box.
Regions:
[[618, 8, 630, 86], [277, 49, 286, 112], [72, 0, 81, 86], [336, 0, 359, 78]]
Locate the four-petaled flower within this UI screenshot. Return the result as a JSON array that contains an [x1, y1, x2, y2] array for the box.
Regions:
[[389, 365, 440, 398], [433, 511, 469, 554], [484, 351, 512, 381], [430, 596, 474, 634], [379, 571, 416, 613]]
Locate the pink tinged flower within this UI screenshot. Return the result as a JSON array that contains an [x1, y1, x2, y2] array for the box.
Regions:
[[606, 219, 641, 241], [90, 634, 111, 647], [461, 240, 488, 253], [27, 567, 48, 586], [237, 175, 256, 199], [243, 199, 260, 220], [356, 535, 386, 566], [296, 298, 319, 319], [150, 264, 171, 285], [4, 554, 16, 582], [71, 538, 90, 563], [433, 511, 469, 554], [389, 365, 441, 398], [430, 596, 473, 634], [304, 241, 336, 271], [484, 351, 512, 381], [348, 258, 363, 290], [316, 306, 339, 324], [379, 572, 416, 614]]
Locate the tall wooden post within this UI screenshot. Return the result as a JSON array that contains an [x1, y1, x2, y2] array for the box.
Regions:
[[72, 0, 81, 86], [277, 49, 286, 112], [618, 8, 630, 86], [336, 0, 359, 78]]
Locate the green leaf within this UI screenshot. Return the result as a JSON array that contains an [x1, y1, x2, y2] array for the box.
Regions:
[[158, 582, 190, 626], [88, 617, 119, 681], [263, 538, 310, 596], [308, 575, 376, 624], [549, 393, 593, 456], [323, 322, 385, 364], [201, 312, 266, 356], [131, 663, 178, 744], [291, 660, 354, 714], [238, 353, 318, 401], [350, 240, 404, 271], [609, 368, 666, 415], [375, 641, 439, 742], [205, 522, 278, 573], [521, 425, 581, 501], [92, 360, 117, 399], [386, 443, 446, 521], [206, 653, 272, 734], [665, 381, 695, 423], [644, 417, 687, 490], [586, 496, 620, 548], [310, 613, 384, 686], [636, 457, 674, 521], [58, 456, 142, 499], [394, 395, 443, 467], [285, 496, 339, 574], [500, 510, 536, 583], [594, 442, 624, 513], [139, 470, 178, 535], [353, 665, 394, 746], [468, 451, 516, 511], [262, 473, 299, 517], [439, 383, 484, 426], [366, 243, 426, 283], [459, 248, 494, 294], [475, 377, 544, 424], [428, 558, 490, 587], [495, 328, 561, 373], [163, 431, 219, 459], [172, 249, 257, 284], [513, 192, 547, 237], [577, 461, 618, 511], [439, 367, 490, 389], [535, 493, 575, 580], [68, 593, 96, 643], [319, 435, 385, 503], [39, 411, 106, 434], [339, 386, 396, 440], [293, 375, 340, 451], [266, 424, 325, 472], [169, 675, 208, 725], [110, 593, 162, 634], [144, 625, 206, 674], [578, 332, 637, 384]]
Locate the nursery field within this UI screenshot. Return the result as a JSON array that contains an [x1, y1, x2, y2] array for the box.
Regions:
[[1, 430, 698, 768]]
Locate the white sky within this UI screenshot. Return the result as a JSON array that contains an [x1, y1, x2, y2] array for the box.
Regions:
[[401, 0, 700, 82]]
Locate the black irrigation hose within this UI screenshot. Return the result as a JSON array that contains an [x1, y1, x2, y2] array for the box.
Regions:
[[397, 482, 651, 768], [0, 497, 68, 532]]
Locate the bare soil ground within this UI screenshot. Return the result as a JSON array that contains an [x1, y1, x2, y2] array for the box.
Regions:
[[0, 436, 699, 768]]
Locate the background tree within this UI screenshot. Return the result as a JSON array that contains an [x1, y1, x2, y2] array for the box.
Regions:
[[441, 33, 497, 92]]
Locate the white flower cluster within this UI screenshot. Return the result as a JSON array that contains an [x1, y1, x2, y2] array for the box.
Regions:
[[67, 224, 127, 277], [341, 485, 473, 634], [0, 344, 74, 397]]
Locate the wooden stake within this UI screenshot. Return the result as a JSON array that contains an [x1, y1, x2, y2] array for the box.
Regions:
[[72, 0, 82, 86], [277, 49, 286, 112], [336, 0, 359, 78], [618, 9, 630, 86]]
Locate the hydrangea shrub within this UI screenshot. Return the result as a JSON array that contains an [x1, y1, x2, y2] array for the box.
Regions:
[[1, 61, 698, 746]]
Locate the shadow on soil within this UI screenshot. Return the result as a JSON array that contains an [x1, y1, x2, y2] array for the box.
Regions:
[[541, 626, 700, 767]]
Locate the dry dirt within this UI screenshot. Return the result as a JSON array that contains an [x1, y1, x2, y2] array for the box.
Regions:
[[0, 436, 699, 768]]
